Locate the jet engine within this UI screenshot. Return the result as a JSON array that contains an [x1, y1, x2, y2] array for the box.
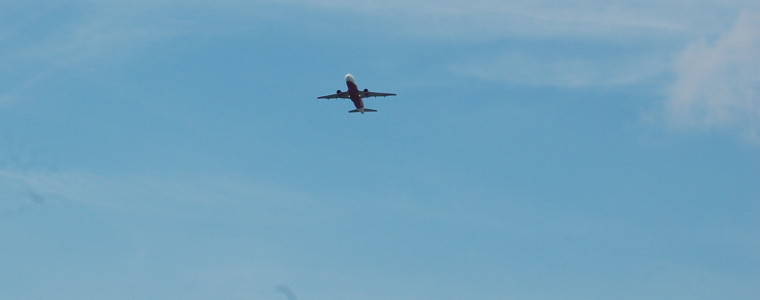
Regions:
[[336, 90, 342, 94], [363, 89, 369, 97]]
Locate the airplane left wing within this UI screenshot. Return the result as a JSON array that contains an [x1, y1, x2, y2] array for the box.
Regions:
[[363, 91, 397, 98], [317, 92, 350, 99]]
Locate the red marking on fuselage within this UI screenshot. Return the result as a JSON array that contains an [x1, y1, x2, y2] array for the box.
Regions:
[[346, 77, 364, 109]]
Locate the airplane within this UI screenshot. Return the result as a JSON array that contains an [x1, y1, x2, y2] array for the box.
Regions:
[[317, 74, 397, 113]]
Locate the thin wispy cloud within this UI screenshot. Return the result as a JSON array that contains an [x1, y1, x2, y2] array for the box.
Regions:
[[2, 0, 279, 68], [0, 1, 271, 106], [451, 49, 669, 87], [289, 0, 753, 39], [1, 3, 168, 106], [370, 1, 753, 87], [664, 11, 760, 144], [0, 166, 335, 225]]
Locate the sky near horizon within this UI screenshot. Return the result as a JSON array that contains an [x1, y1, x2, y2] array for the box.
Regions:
[[2, 1, 760, 299]]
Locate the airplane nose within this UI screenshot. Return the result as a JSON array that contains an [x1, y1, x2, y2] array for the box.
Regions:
[[345, 73, 355, 83]]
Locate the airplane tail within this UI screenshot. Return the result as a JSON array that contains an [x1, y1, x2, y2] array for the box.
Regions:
[[348, 108, 377, 114]]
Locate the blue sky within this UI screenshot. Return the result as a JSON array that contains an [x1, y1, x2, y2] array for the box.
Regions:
[[2, 1, 759, 299]]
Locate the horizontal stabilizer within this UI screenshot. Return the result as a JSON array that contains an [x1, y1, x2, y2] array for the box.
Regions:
[[348, 108, 378, 113]]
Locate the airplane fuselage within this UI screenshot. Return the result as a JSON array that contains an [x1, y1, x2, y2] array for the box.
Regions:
[[345, 74, 365, 110]]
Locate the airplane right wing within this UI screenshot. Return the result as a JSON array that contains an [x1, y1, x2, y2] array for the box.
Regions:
[[317, 92, 350, 99]]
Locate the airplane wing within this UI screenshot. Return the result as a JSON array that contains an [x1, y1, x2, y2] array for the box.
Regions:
[[363, 91, 397, 98], [317, 92, 350, 99]]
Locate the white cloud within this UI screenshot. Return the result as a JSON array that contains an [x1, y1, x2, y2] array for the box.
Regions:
[[664, 11, 760, 143], [0, 1, 277, 106], [451, 50, 669, 87], [0, 3, 174, 106], [0, 168, 328, 224], [291, 0, 755, 39], [396, 1, 754, 87]]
